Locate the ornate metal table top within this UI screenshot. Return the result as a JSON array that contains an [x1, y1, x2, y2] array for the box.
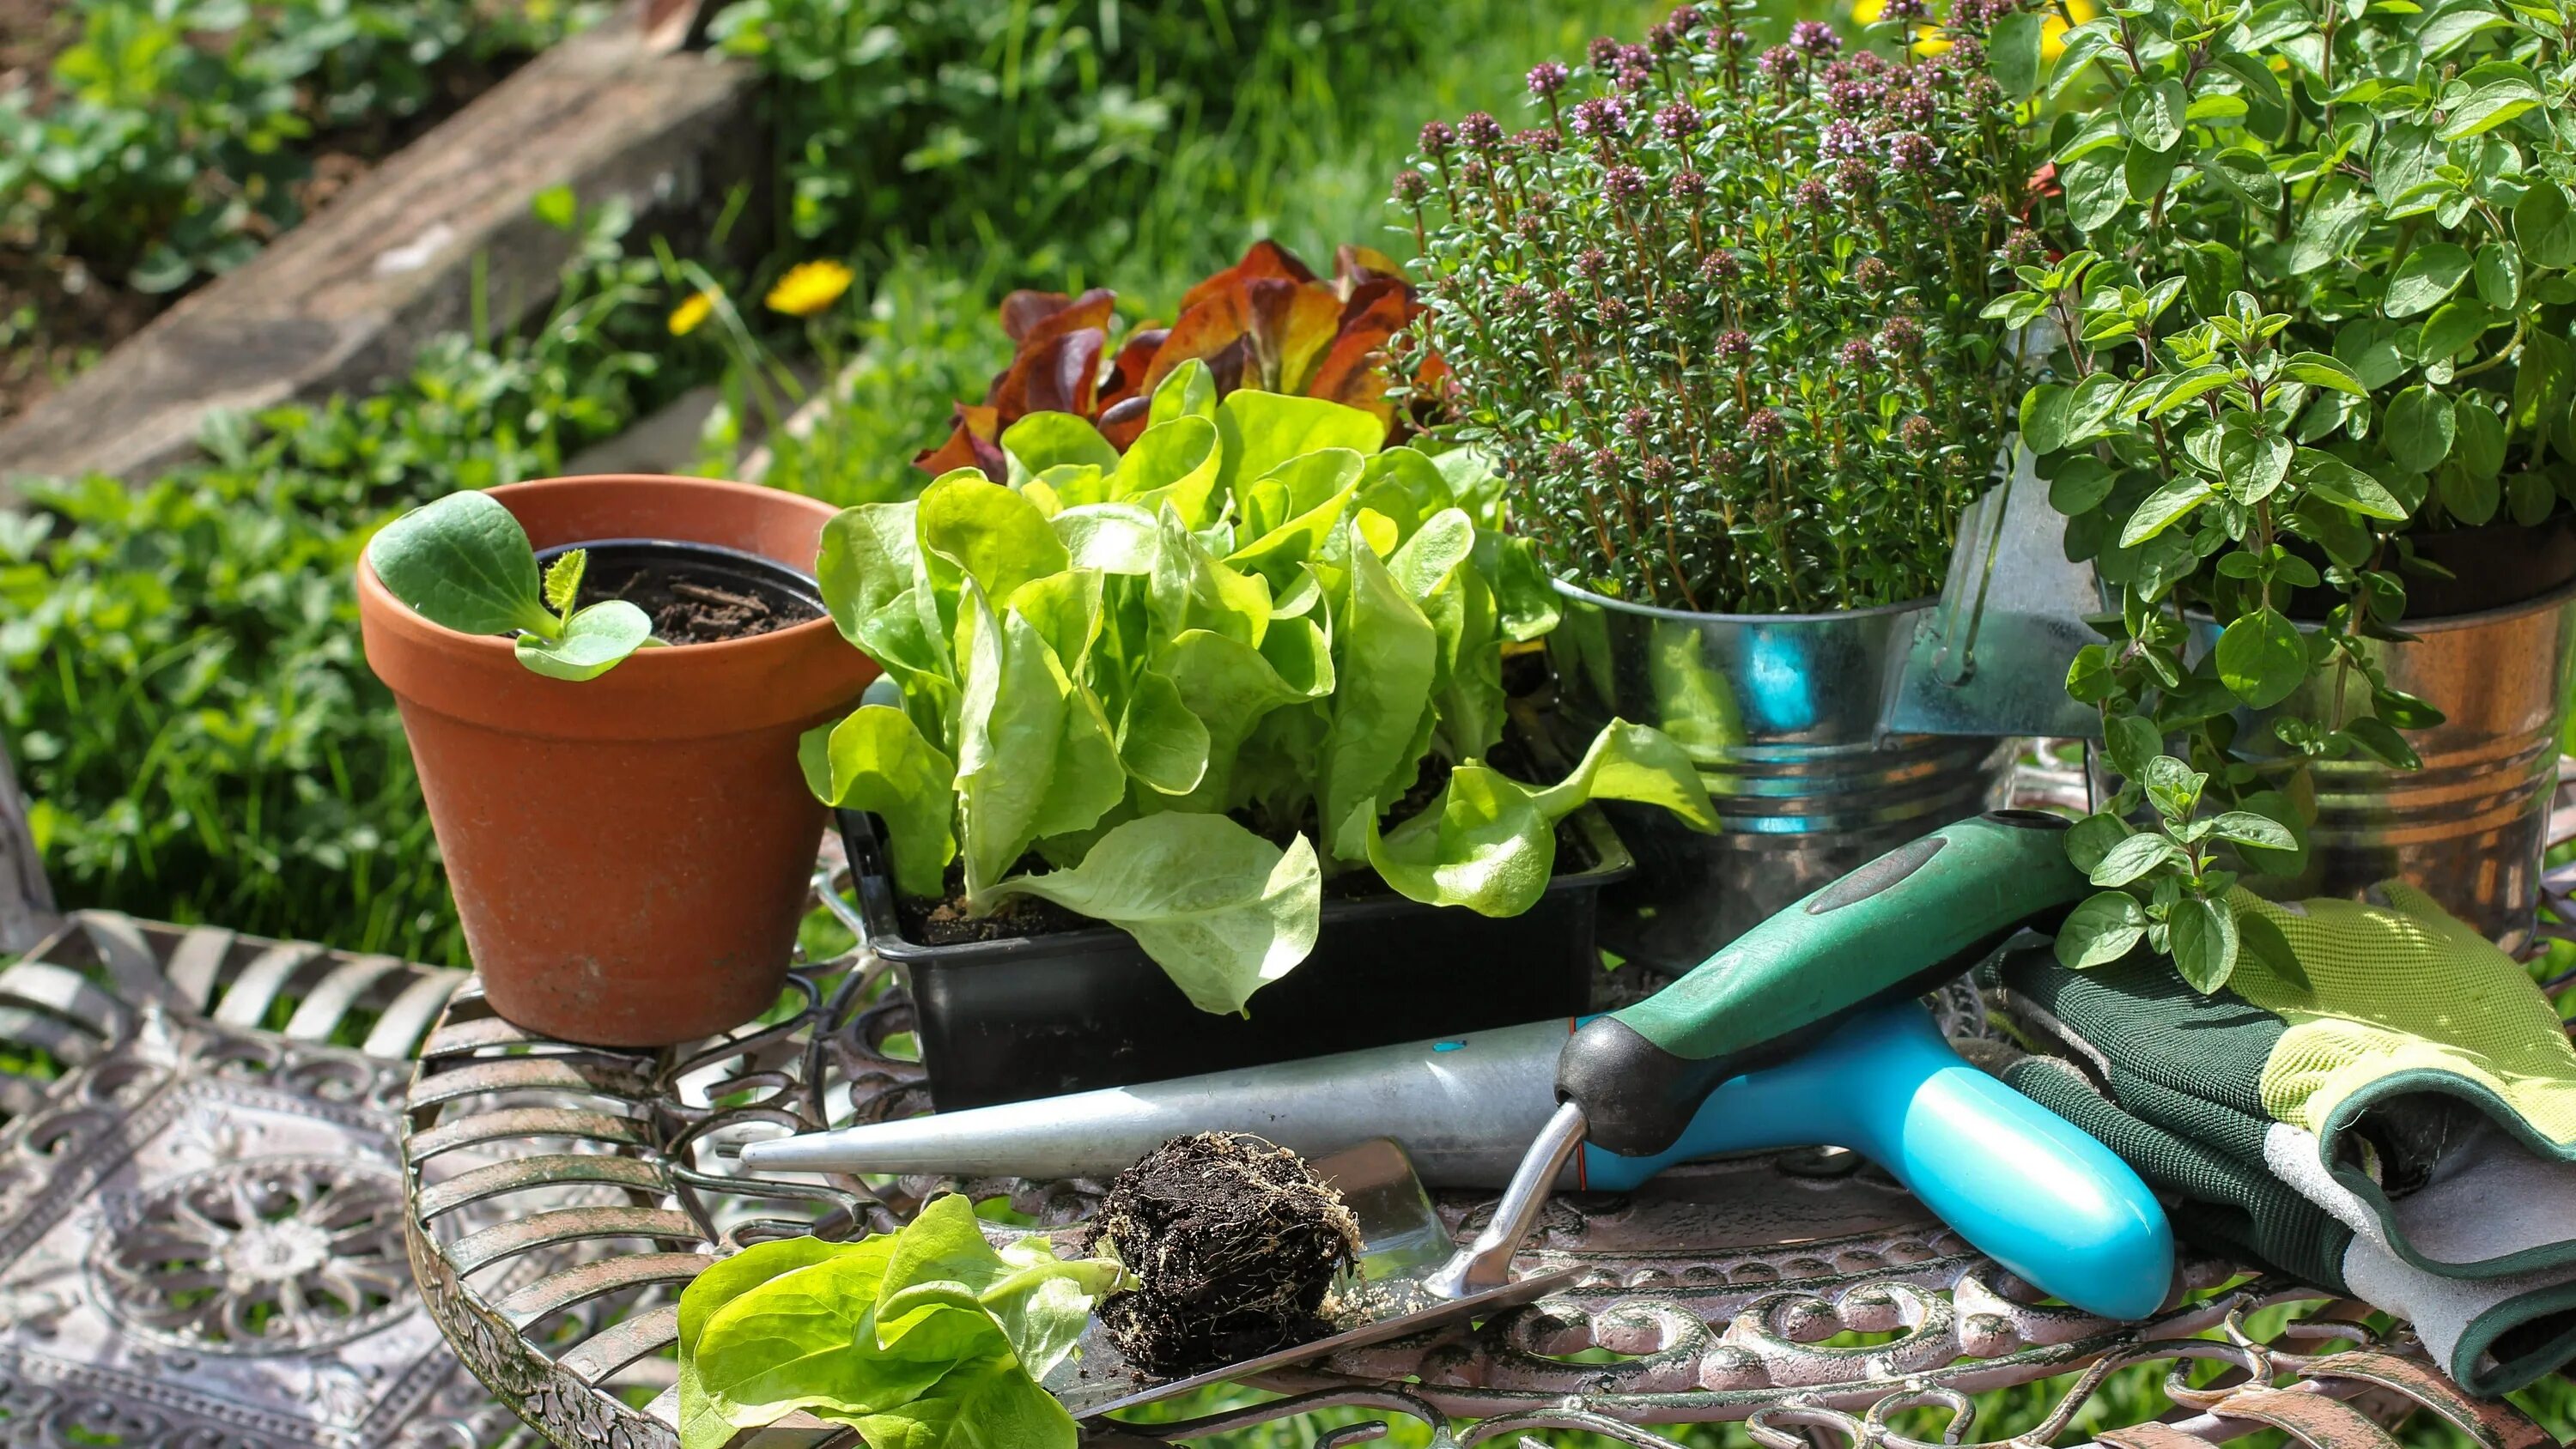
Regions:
[[0, 911, 526, 1448], [397, 755, 2576, 1449]]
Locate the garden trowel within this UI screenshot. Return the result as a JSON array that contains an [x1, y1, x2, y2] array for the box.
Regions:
[[1040, 1135, 1579, 1418], [1880, 446, 2104, 741], [1424, 811, 2151, 1303], [752, 813, 2175, 1416]]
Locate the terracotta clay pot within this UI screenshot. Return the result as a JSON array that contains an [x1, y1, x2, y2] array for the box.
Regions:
[[358, 475, 877, 1046]]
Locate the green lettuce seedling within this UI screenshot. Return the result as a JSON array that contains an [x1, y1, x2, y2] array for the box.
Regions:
[[804, 365, 1719, 1016], [675, 1194, 1126, 1449], [367, 491, 655, 681]]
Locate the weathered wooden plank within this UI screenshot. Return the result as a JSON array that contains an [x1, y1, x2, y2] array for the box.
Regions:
[[0, 0, 759, 499], [0, 736, 58, 955]]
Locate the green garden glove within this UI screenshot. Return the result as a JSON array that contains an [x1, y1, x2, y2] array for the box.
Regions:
[[1988, 884, 2576, 1396]]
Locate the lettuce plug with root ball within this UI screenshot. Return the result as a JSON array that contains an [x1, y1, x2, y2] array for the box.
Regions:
[[805, 367, 1717, 1014], [365, 491, 656, 681]]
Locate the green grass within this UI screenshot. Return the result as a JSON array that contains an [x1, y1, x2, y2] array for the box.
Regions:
[[1115, 0, 1664, 301], [744, 0, 1669, 497], [703, 254, 1018, 507]]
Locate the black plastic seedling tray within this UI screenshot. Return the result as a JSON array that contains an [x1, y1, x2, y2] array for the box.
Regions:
[[835, 807, 1636, 1112]]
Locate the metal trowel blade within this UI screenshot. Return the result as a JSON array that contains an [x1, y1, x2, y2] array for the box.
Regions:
[[1046, 1137, 1577, 1421], [1882, 446, 2105, 741]]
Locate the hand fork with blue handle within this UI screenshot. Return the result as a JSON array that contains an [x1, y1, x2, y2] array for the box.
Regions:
[[744, 810, 2175, 1413]]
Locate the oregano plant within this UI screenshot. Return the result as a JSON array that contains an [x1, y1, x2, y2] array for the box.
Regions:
[[1989, 0, 2576, 990], [2056, 748, 2298, 988], [367, 491, 658, 681]]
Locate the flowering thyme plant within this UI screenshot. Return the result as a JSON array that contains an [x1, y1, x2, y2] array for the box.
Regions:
[[1397, 0, 2042, 613]]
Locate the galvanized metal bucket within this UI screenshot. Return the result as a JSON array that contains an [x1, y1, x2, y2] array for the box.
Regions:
[[1547, 583, 2012, 969], [2194, 579, 2576, 949]]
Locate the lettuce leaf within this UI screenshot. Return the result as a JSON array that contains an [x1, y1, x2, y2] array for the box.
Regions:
[[799, 706, 958, 898], [1367, 721, 1718, 917], [1319, 537, 1437, 862], [809, 391, 1710, 1012], [678, 1196, 1124, 1449], [981, 814, 1321, 1015]]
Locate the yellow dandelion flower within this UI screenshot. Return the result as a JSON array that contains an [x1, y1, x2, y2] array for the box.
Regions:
[[2042, 0, 2100, 58], [1852, 0, 1959, 53], [666, 288, 719, 336], [766, 260, 855, 318]]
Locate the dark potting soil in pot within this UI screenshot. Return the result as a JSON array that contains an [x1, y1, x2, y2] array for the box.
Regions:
[[538, 540, 823, 646], [2283, 513, 2576, 621], [891, 809, 1598, 943], [1082, 1132, 1360, 1379], [903, 877, 1097, 944], [580, 561, 820, 645]]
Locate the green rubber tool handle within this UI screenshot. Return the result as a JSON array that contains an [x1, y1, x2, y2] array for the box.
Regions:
[[1559, 810, 2088, 1155]]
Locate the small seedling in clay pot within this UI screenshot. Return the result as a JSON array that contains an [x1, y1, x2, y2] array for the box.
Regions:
[[1082, 1132, 1363, 1378], [356, 475, 875, 1047], [367, 490, 819, 674]]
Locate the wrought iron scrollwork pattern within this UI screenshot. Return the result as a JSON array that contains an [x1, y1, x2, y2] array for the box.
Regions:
[[0, 911, 520, 1449], [396, 755, 2576, 1449]]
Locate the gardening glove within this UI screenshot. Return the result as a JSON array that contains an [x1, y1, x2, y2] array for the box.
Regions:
[[1984, 883, 2576, 1397]]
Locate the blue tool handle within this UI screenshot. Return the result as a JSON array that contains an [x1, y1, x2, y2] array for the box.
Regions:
[[1563, 812, 2087, 1156], [1579, 1002, 2174, 1321]]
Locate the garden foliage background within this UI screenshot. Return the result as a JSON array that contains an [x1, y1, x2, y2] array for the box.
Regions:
[[2, 0, 2573, 1443], [3, 0, 1668, 965]]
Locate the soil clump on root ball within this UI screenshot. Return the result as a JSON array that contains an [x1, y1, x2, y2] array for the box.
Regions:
[[1083, 1132, 1361, 1378]]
